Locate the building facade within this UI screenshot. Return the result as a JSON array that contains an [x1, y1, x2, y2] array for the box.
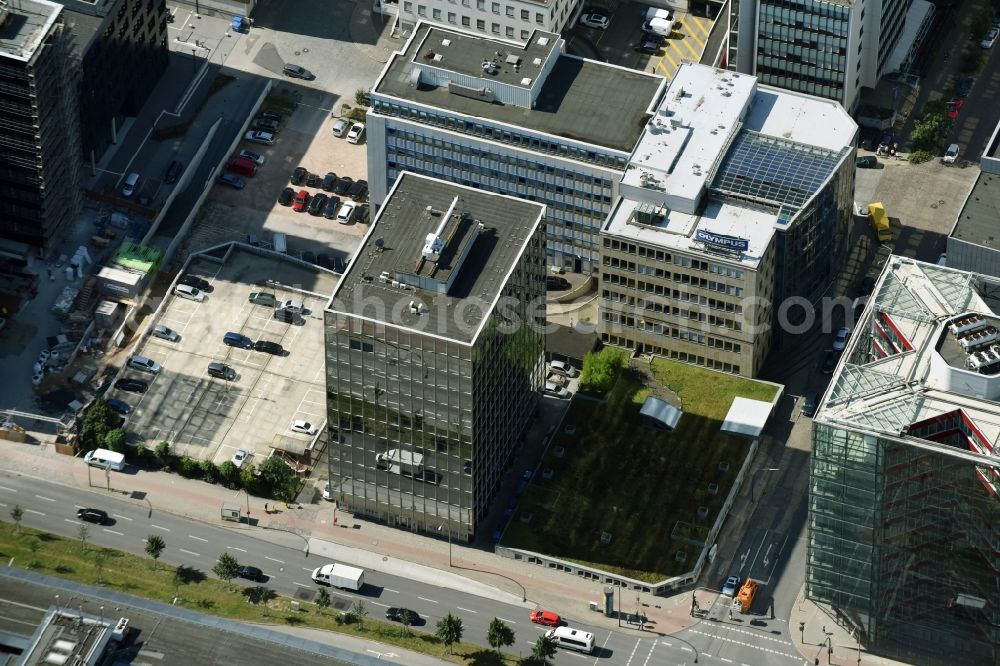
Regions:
[[367, 21, 665, 274], [388, 0, 578, 41], [811, 257, 1000, 666], [598, 64, 856, 377], [325, 173, 546, 540], [946, 120, 1000, 277], [0, 0, 84, 259]]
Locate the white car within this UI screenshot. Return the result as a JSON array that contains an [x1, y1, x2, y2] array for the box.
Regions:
[[128, 355, 162, 374], [982, 26, 999, 48], [549, 360, 579, 378], [543, 381, 570, 398], [290, 420, 319, 436], [943, 143, 959, 164], [722, 576, 740, 596], [579, 12, 610, 29], [336, 200, 357, 224], [239, 149, 266, 165], [231, 448, 250, 468], [322, 481, 332, 501], [244, 130, 275, 145], [347, 122, 366, 144], [832, 327, 851, 352], [174, 284, 206, 302], [152, 324, 179, 342], [331, 117, 350, 137]]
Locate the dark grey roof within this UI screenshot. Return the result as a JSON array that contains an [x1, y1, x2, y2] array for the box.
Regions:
[[53, 0, 118, 57], [952, 172, 1000, 247], [415, 25, 558, 89], [546, 324, 599, 361], [375, 24, 664, 153], [330, 173, 544, 343]]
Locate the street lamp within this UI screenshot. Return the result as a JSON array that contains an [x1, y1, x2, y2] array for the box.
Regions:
[[437, 523, 452, 567]]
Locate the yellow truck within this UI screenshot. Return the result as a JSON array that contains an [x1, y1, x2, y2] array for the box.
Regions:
[[869, 202, 891, 242]]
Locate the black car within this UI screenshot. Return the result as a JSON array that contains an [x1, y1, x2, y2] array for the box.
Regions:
[[308, 192, 329, 216], [237, 565, 265, 582], [333, 176, 354, 195], [179, 274, 211, 292], [822, 351, 837, 375], [278, 187, 295, 206], [636, 38, 660, 54], [316, 253, 334, 270], [77, 508, 108, 525], [254, 340, 283, 355], [164, 160, 184, 184], [322, 196, 342, 219], [305, 172, 321, 188], [859, 276, 876, 296], [546, 275, 571, 291], [348, 179, 368, 201], [956, 77, 975, 98], [252, 118, 279, 132], [290, 166, 308, 186], [282, 64, 313, 79], [258, 111, 282, 123], [273, 308, 296, 323], [351, 203, 369, 224], [801, 393, 819, 418], [115, 378, 148, 394], [322, 172, 338, 192], [385, 607, 421, 624]]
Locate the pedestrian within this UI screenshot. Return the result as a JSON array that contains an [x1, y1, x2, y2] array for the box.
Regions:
[[264, 502, 268, 513]]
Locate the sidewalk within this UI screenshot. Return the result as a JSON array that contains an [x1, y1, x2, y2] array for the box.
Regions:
[[0, 439, 700, 637]]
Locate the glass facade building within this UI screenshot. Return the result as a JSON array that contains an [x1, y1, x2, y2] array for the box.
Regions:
[[325, 174, 546, 540]]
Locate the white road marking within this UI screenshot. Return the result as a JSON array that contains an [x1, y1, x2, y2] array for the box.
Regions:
[[151, 524, 170, 532], [496, 617, 517, 624], [293, 582, 312, 588], [114, 514, 133, 521], [0, 485, 17, 492], [720, 659, 733, 663], [25, 509, 44, 516], [189, 535, 208, 542], [456, 606, 478, 613], [383, 588, 399, 593], [368, 600, 390, 608], [264, 556, 285, 564], [64, 519, 80, 525], [178, 548, 200, 557], [417, 596, 438, 603], [103, 529, 124, 536], [641, 638, 658, 666], [228, 546, 247, 552], [35, 495, 56, 502], [688, 628, 801, 660], [302, 567, 314, 573]]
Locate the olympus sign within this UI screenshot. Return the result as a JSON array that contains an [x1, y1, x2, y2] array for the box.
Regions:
[[695, 230, 749, 253]]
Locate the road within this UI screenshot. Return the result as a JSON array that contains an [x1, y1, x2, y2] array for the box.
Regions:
[[0, 470, 717, 665]]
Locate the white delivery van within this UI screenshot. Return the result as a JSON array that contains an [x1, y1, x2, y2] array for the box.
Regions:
[[312, 563, 365, 590], [273, 232, 287, 253], [642, 17, 674, 36], [84, 448, 125, 471], [644, 7, 674, 21]]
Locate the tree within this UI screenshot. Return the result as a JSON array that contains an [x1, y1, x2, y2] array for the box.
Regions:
[[213, 552, 241, 589], [145, 534, 165, 569], [355, 88, 370, 107], [218, 461, 240, 487], [400, 607, 413, 635], [81, 400, 120, 451], [353, 600, 368, 629], [579, 347, 625, 394], [93, 549, 107, 585], [316, 587, 331, 615], [10, 504, 23, 535], [435, 612, 464, 654], [200, 460, 218, 483], [910, 112, 946, 152], [531, 633, 558, 665], [78, 523, 90, 551], [154, 441, 172, 467], [103, 428, 126, 452], [487, 617, 515, 654], [257, 455, 297, 499]]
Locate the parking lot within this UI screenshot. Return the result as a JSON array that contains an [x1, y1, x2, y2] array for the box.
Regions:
[[108, 247, 339, 465]]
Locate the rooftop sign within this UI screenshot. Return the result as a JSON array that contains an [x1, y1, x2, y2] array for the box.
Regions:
[[695, 229, 749, 253]]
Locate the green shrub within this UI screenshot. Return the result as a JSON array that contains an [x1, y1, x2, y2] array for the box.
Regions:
[[200, 460, 219, 483], [908, 150, 936, 164], [178, 457, 200, 478], [579, 347, 626, 395], [103, 428, 126, 452]]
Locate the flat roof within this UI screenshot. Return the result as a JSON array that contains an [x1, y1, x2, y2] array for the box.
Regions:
[[329, 173, 544, 344], [0, 0, 62, 62], [951, 171, 1000, 248], [374, 23, 665, 153], [816, 256, 1000, 475]]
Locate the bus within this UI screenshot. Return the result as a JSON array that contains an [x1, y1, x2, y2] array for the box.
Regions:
[[545, 626, 595, 654], [84, 448, 125, 471]]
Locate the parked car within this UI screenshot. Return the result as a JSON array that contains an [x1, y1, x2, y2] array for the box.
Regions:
[[385, 608, 421, 624], [336, 200, 356, 224], [859, 276, 876, 296], [821, 351, 837, 375], [239, 149, 266, 165], [227, 156, 257, 176], [855, 155, 878, 169], [282, 63, 313, 79], [956, 77, 975, 98], [258, 111, 282, 123], [290, 420, 318, 435], [530, 610, 561, 626], [721, 576, 740, 597], [982, 26, 999, 48], [351, 203, 369, 224], [635, 37, 660, 54], [348, 179, 368, 201], [179, 275, 211, 292], [543, 381, 570, 398], [216, 173, 246, 189], [290, 166, 309, 186], [308, 192, 329, 216], [292, 189, 310, 212], [347, 122, 366, 144], [237, 565, 265, 582], [252, 118, 279, 132], [946, 98, 964, 120], [174, 284, 206, 302], [546, 275, 571, 290], [77, 508, 109, 525], [333, 176, 354, 195], [164, 160, 183, 184], [249, 292, 276, 306], [115, 378, 148, 394], [273, 308, 297, 323], [128, 355, 161, 374], [253, 340, 283, 355], [223, 332, 253, 349], [278, 187, 295, 206], [231, 448, 250, 468], [549, 360, 579, 378], [152, 324, 179, 342], [579, 12, 609, 29], [832, 327, 851, 352], [244, 130, 275, 145], [305, 172, 321, 188], [106, 398, 132, 416], [801, 393, 819, 418], [322, 196, 342, 219], [322, 172, 338, 192], [331, 117, 350, 137], [943, 143, 960, 164]]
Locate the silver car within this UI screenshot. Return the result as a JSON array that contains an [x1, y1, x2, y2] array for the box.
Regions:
[[152, 324, 179, 342], [331, 117, 350, 137]]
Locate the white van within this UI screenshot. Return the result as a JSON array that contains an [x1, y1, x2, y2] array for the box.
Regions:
[[644, 7, 674, 21], [273, 232, 287, 253], [642, 17, 674, 36], [545, 626, 595, 654], [174, 284, 206, 302], [84, 448, 125, 471], [122, 172, 140, 197]]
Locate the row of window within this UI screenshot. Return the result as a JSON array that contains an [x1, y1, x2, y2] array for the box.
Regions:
[[602, 259, 746, 296], [373, 101, 629, 169], [601, 273, 746, 313], [601, 290, 744, 331], [601, 334, 743, 375], [603, 239, 746, 279], [601, 312, 743, 353]]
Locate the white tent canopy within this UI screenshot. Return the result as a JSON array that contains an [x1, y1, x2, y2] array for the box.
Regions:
[[721, 397, 773, 438]]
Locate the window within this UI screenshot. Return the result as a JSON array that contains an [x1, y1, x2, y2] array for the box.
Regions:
[[521, 29, 530, 39], [491, 2, 500, 13], [491, 21, 500, 32], [447, 11, 456, 21], [417, 4, 426, 15], [506, 25, 514, 37], [477, 18, 485, 29], [506, 5, 514, 17], [403, 1, 412, 10], [462, 15, 471, 25], [432, 7, 441, 18], [536, 11, 544, 24], [521, 9, 529, 19]]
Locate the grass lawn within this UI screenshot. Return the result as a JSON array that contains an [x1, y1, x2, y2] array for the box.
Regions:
[[0, 522, 518, 666], [503, 359, 778, 583]]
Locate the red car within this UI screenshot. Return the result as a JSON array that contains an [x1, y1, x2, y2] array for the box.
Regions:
[[292, 189, 309, 212], [946, 98, 964, 119], [529, 610, 561, 626]]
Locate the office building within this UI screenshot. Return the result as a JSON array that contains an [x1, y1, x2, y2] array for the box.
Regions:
[[325, 173, 546, 540], [599, 63, 856, 377], [946, 121, 1000, 276], [388, 0, 578, 41], [728, 0, 928, 113], [56, 0, 169, 163], [367, 21, 665, 274], [810, 256, 1000, 666], [0, 0, 84, 260]]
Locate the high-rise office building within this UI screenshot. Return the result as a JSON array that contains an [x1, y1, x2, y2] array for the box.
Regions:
[[367, 21, 665, 274], [324, 173, 546, 540], [810, 257, 1000, 666], [599, 63, 857, 377], [0, 0, 84, 260]]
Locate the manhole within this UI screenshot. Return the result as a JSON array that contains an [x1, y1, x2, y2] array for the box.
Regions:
[[302, 47, 309, 53]]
